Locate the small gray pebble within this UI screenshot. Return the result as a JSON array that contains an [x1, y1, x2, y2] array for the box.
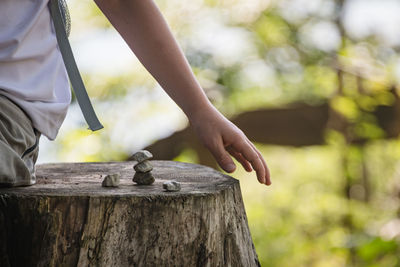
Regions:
[[102, 173, 120, 187], [163, 180, 181, 192], [131, 150, 153, 163], [133, 172, 155, 185], [134, 160, 153, 173]]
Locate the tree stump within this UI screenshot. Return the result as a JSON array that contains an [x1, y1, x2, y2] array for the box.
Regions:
[[0, 161, 260, 267]]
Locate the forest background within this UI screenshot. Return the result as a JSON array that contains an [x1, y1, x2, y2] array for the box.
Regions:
[[38, 0, 400, 266]]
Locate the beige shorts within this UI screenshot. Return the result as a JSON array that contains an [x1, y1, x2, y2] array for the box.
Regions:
[[0, 94, 41, 187]]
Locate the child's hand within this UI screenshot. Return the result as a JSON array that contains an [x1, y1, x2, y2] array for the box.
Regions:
[[189, 106, 271, 186]]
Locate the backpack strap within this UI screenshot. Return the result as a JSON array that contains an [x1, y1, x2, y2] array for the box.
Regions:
[[49, 0, 103, 131]]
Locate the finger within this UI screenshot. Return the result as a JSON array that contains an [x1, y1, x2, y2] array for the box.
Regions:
[[206, 138, 236, 173], [226, 146, 252, 172], [233, 140, 266, 184], [247, 140, 271, 185]]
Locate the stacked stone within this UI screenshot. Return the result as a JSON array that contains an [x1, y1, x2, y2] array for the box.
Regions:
[[132, 150, 155, 185]]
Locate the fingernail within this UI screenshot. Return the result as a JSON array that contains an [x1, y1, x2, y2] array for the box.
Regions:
[[226, 163, 235, 172]]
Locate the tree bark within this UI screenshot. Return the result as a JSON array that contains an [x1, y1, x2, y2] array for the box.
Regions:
[[0, 161, 260, 267]]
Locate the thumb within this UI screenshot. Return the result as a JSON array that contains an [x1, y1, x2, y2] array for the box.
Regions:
[[208, 140, 236, 173]]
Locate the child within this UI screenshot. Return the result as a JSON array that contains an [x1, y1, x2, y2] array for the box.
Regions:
[[0, 0, 271, 187]]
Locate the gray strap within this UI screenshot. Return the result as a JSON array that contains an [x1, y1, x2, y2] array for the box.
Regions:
[[49, 0, 103, 131]]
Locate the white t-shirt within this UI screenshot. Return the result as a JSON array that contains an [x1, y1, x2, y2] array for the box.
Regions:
[[0, 0, 71, 140]]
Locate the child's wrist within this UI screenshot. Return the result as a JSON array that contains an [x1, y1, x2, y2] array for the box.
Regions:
[[185, 100, 216, 124]]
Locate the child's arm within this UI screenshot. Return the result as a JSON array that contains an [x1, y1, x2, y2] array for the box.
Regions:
[[94, 0, 271, 185]]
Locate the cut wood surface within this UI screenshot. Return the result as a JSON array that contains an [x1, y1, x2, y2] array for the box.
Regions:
[[0, 161, 260, 267]]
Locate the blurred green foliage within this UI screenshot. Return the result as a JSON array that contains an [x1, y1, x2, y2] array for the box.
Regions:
[[177, 141, 400, 266]]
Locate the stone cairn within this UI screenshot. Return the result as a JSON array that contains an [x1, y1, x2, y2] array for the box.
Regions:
[[132, 150, 155, 185], [101, 150, 181, 191]]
